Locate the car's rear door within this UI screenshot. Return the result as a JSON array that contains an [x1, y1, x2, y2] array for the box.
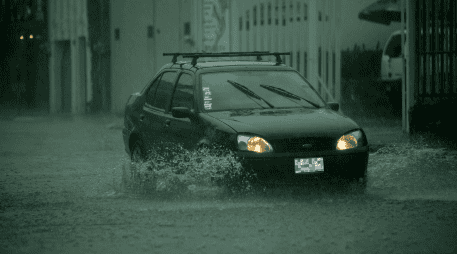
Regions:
[[141, 70, 179, 154], [164, 71, 202, 151]]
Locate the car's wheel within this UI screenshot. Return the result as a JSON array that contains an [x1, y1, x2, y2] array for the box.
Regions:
[[128, 140, 157, 192], [131, 140, 146, 163], [325, 165, 367, 193], [344, 167, 367, 193], [129, 140, 145, 185]]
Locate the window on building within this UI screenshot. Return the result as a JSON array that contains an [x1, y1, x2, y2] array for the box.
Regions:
[[297, 2, 301, 22], [290, 51, 293, 67], [184, 22, 191, 36], [254, 5, 257, 26], [260, 3, 265, 26], [304, 4, 308, 21], [326, 51, 329, 84], [246, 10, 250, 31], [297, 51, 300, 72], [290, 3, 294, 22], [114, 28, 120, 41], [282, 1, 286, 26], [332, 51, 336, 98], [304, 51, 308, 78], [147, 26, 154, 38], [275, 3, 279, 25]]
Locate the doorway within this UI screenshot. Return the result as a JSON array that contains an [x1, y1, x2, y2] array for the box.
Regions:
[[59, 41, 72, 113]]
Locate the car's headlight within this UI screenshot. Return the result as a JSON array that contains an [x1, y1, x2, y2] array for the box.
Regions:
[[336, 130, 365, 150], [237, 135, 273, 153]]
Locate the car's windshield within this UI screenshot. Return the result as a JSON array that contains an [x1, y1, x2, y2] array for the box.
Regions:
[[200, 70, 326, 111]]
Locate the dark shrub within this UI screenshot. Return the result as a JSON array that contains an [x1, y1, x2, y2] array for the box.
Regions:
[[342, 44, 383, 79], [409, 99, 457, 141]]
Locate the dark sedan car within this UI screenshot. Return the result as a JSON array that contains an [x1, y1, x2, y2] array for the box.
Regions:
[[122, 52, 369, 185]]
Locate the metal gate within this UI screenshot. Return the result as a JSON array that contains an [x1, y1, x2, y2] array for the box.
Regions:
[[415, 0, 457, 102]]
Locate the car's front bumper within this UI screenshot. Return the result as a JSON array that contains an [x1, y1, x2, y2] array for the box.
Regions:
[[235, 146, 369, 184]]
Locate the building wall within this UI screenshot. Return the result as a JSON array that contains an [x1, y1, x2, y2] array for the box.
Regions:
[[111, 0, 153, 114], [48, 0, 91, 114], [110, 0, 191, 113], [110, 0, 343, 114], [190, 0, 342, 103], [43, 0, 401, 115]]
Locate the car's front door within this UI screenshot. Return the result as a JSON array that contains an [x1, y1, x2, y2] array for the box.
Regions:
[[163, 71, 202, 151], [141, 71, 178, 156]]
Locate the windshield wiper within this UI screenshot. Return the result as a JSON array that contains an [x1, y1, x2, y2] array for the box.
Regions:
[[227, 80, 274, 109], [259, 84, 320, 108]]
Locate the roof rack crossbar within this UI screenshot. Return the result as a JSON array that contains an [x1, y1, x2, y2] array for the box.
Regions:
[[274, 53, 283, 65], [191, 56, 199, 66], [163, 53, 186, 64], [163, 51, 291, 66]]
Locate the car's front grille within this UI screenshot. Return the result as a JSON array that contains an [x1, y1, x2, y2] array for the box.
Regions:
[[273, 137, 336, 153]]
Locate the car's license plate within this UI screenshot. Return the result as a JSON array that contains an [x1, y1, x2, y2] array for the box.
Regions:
[[294, 157, 324, 173]]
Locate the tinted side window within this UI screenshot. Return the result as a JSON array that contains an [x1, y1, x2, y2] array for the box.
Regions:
[[146, 75, 162, 105], [152, 72, 178, 109], [171, 74, 194, 109], [385, 34, 402, 58]]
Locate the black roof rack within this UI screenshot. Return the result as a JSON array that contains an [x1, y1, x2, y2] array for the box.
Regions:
[[163, 51, 291, 66]]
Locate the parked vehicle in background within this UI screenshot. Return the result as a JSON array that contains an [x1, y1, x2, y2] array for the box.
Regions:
[[381, 30, 406, 92]]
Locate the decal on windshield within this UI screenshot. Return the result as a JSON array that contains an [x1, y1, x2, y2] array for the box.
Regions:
[[203, 87, 212, 110]]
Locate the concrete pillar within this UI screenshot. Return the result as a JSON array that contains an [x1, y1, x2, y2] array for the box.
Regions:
[[48, 41, 58, 113], [334, 0, 341, 104], [229, 1, 240, 52], [403, 0, 416, 133], [307, 0, 318, 92]]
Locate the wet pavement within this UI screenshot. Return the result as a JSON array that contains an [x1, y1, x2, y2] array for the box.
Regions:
[[1, 114, 457, 254]]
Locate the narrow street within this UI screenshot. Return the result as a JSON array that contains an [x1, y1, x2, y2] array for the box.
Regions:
[[1, 115, 457, 254]]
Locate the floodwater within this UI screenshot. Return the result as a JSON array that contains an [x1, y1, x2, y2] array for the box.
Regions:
[[1, 115, 456, 254]]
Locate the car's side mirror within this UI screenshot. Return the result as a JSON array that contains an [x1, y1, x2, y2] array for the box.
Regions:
[[171, 107, 190, 118], [327, 102, 339, 111]]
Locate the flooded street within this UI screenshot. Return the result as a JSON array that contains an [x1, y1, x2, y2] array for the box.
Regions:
[[1, 115, 457, 254]]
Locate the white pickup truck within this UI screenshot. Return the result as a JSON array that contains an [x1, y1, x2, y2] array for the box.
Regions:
[[381, 30, 406, 92]]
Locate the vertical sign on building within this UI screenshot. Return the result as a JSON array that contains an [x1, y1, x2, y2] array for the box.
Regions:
[[203, 0, 230, 52]]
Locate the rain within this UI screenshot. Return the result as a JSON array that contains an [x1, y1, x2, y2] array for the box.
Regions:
[[1, 0, 456, 253]]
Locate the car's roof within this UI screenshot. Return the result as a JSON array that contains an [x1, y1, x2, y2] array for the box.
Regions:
[[162, 60, 292, 72]]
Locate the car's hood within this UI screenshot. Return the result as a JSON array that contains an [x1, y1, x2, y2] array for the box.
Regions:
[[206, 108, 359, 139]]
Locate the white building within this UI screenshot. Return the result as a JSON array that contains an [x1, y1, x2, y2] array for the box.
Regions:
[[47, 0, 110, 114], [110, 0, 342, 115], [46, 0, 457, 135]]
